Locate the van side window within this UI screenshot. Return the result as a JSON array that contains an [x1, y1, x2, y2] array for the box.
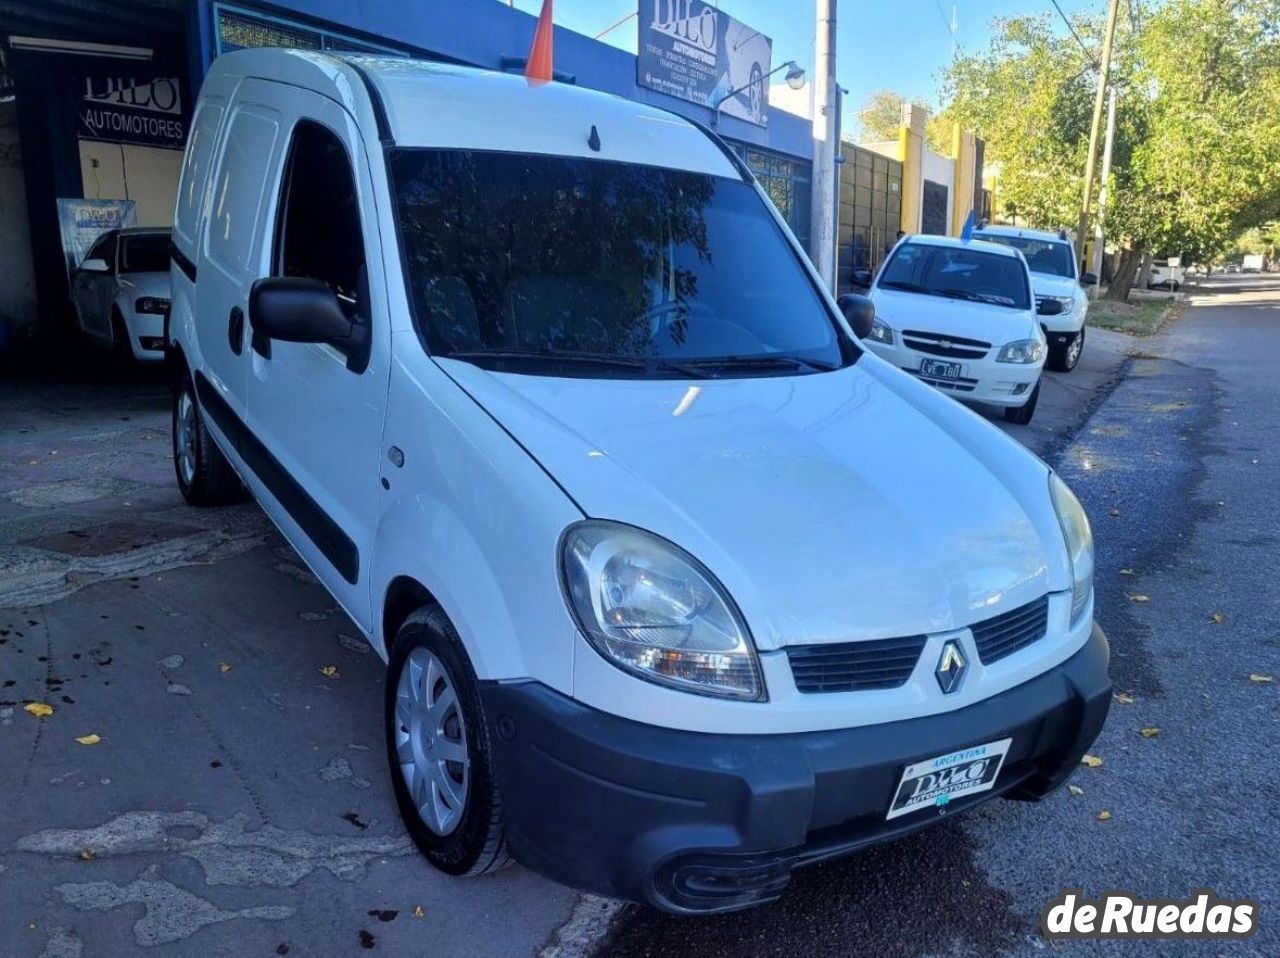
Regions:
[[274, 121, 365, 303]]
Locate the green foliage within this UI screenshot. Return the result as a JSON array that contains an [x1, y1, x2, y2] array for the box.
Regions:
[[856, 89, 927, 141]]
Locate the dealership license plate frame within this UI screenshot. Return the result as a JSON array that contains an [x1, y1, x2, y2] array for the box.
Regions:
[[886, 737, 1013, 820]]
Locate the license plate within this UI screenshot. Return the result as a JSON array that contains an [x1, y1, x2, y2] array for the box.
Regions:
[[920, 358, 963, 379], [886, 737, 1012, 820]]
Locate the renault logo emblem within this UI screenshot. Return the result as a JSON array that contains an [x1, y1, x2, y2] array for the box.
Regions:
[[935, 640, 967, 694]]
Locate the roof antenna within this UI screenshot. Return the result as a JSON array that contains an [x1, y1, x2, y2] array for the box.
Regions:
[[587, 124, 601, 152]]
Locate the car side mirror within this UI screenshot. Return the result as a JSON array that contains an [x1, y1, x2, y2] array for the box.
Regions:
[[837, 293, 876, 339], [850, 268, 873, 290], [80, 258, 110, 274], [1080, 272, 1098, 286]]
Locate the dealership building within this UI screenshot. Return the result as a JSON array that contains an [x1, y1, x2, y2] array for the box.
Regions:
[[0, 0, 818, 346]]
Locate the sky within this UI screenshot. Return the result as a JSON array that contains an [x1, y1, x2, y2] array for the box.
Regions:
[[503, 0, 1097, 131]]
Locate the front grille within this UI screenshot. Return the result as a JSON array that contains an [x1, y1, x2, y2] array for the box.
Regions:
[[904, 368, 979, 392], [971, 596, 1049, 664], [787, 635, 927, 693], [901, 329, 990, 359]]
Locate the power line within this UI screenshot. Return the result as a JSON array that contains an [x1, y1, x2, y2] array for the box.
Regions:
[[595, 10, 637, 40], [1051, 0, 1097, 64]]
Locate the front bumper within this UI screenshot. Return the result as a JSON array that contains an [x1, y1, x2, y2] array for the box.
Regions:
[[865, 342, 1042, 407], [482, 623, 1111, 913], [120, 305, 167, 362]]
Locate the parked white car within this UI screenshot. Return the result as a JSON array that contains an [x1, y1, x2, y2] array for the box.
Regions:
[[1148, 258, 1186, 290], [71, 227, 172, 362], [859, 235, 1049, 424], [167, 49, 1109, 914], [972, 225, 1095, 372]]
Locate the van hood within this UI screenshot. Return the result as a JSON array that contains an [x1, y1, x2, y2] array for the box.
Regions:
[[869, 288, 1037, 345], [439, 357, 1066, 650]]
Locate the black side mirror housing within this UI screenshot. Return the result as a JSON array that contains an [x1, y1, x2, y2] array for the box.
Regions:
[[850, 268, 873, 290], [837, 293, 876, 339], [1036, 298, 1065, 316], [249, 277, 369, 373], [1080, 272, 1098, 286]]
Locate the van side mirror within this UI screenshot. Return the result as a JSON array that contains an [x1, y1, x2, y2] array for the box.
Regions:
[[250, 277, 353, 345], [850, 268, 873, 290], [1080, 272, 1098, 286], [80, 258, 110, 274], [837, 293, 876, 339], [1036, 298, 1065, 316]]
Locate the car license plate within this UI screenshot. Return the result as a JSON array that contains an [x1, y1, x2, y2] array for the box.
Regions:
[[920, 358, 963, 379], [886, 737, 1012, 820]]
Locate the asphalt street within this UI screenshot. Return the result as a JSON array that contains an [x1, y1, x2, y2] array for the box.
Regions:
[[1, 278, 1273, 957]]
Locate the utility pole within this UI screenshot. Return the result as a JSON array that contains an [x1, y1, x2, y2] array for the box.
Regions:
[[810, 0, 838, 292], [1089, 88, 1117, 298], [1076, 0, 1120, 266]]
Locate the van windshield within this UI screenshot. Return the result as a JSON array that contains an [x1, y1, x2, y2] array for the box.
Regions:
[[973, 233, 1076, 279], [389, 150, 852, 378], [877, 242, 1031, 310]]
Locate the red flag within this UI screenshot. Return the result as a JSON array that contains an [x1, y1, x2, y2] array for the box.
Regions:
[[525, 0, 554, 85]]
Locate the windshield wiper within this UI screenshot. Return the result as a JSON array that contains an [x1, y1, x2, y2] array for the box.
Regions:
[[879, 280, 928, 294], [680, 354, 839, 374], [937, 288, 1018, 308], [445, 348, 714, 378]]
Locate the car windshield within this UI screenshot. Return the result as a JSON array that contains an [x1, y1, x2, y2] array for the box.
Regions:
[[390, 150, 851, 378], [974, 233, 1075, 279], [877, 242, 1031, 310], [119, 234, 171, 274]]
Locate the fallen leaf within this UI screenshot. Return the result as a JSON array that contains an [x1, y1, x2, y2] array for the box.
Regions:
[[75, 733, 102, 746], [1210, 612, 1224, 624], [1108, 508, 1121, 517], [1119, 568, 1136, 576], [24, 702, 54, 718], [1080, 754, 1103, 768], [1127, 593, 1150, 603], [78, 849, 97, 861], [1114, 692, 1135, 705], [1068, 785, 1084, 797], [412, 906, 425, 919], [1139, 727, 1160, 739], [1249, 674, 1274, 683], [320, 665, 339, 679], [219, 662, 232, 673], [1097, 810, 1112, 821]]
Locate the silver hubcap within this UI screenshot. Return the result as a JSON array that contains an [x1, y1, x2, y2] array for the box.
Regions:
[[175, 392, 197, 486], [394, 647, 469, 836], [1067, 331, 1083, 366]]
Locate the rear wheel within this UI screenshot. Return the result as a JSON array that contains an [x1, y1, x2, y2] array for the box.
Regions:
[[172, 372, 244, 505], [1047, 327, 1085, 372], [1003, 379, 1040, 425], [386, 606, 509, 877]]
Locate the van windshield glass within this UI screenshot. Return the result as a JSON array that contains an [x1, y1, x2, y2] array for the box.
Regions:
[[389, 150, 851, 378], [973, 233, 1075, 279], [877, 242, 1031, 309]]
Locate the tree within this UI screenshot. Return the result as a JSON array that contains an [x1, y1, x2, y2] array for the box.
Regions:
[[856, 89, 928, 141]]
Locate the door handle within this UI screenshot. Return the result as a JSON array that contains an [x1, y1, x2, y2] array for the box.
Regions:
[[228, 306, 244, 355]]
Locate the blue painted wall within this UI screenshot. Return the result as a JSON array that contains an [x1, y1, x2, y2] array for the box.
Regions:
[[194, 0, 813, 162]]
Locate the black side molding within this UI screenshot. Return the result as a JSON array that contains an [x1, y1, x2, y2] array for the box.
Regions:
[[171, 243, 197, 283], [194, 372, 359, 584]]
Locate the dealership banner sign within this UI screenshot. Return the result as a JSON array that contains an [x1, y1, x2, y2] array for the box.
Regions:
[[77, 75, 186, 150], [56, 198, 136, 280], [637, 1, 773, 126]]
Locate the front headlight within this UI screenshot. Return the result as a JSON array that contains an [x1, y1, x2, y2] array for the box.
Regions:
[[135, 296, 170, 315], [997, 338, 1047, 364], [867, 318, 895, 344], [1047, 294, 1076, 312], [1049, 474, 1094, 624], [560, 521, 764, 701]]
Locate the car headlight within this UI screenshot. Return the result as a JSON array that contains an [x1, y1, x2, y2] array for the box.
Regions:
[[1049, 474, 1094, 624], [560, 521, 764, 701], [135, 297, 170, 315], [867, 318, 895, 345], [997, 339, 1046, 364], [1046, 294, 1076, 312]]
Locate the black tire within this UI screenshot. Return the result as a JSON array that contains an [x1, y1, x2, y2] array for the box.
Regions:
[[1047, 327, 1085, 372], [1003, 379, 1040, 425], [385, 606, 509, 877], [172, 371, 244, 506]]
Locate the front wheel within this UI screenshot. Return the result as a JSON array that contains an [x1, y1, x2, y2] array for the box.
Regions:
[[172, 373, 244, 505], [386, 606, 510, 877], [1047, 327, 1085, 372], [1003, 379, 1040, 425]]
